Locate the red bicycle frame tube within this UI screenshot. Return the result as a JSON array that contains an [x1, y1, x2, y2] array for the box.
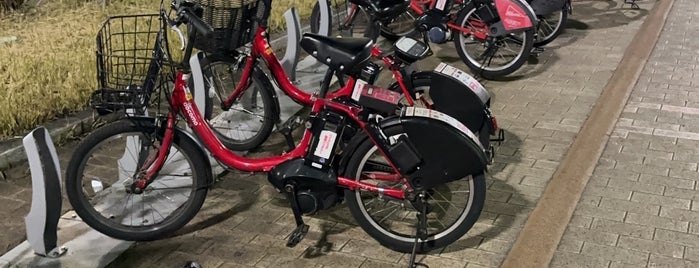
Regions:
[[135, 112, 177, 190], [224, 27, 356, 108], [169, 72, 406, 200]]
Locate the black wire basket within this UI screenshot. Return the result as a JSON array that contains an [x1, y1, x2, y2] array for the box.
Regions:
[[192, 0, 261, 54], [92, 14, 171, 114]]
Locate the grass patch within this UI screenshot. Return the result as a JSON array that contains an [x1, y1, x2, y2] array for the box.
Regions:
[[0, 0, 315, 140]]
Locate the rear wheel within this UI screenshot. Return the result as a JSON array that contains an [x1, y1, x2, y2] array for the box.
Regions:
[[311, 0, 416, 39], [534, 6, 568, 47], [310, 0, 372, 38], [377, 9, 419, 40], [343, 125, 486, 253], [453, 7, 534, 79], [65, 119, 209, 241]]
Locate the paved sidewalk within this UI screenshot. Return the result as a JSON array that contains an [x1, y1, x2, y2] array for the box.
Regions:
[[0, 0, 660, 267], [552, 0, 699, 267]]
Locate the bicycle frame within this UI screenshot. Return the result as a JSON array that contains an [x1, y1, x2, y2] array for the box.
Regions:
[[221, 27, 424, 109], [140, 68, 409, 200]]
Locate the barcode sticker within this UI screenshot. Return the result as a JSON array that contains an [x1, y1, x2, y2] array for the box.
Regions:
[[435, 63, 487, 100], [403, 107, 483, 150], [352, 80, 367, 101], [313, 130, 337, 159]]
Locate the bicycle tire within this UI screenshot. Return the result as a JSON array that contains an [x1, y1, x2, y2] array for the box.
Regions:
[[376, 9, 419, 40], [533, 6, 568, 47], [65, 119, 210, 241], [310, 0, 397, 39], [196, 59, 277, 151], [343, 124, 486, 253], [453, 6, 534, 79]]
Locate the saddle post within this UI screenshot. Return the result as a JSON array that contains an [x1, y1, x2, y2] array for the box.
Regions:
[[318, 67, 335, 98]]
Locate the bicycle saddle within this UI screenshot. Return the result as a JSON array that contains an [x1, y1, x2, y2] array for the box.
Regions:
[[300, 33, 373, 73], [349, 0, 410, 22]]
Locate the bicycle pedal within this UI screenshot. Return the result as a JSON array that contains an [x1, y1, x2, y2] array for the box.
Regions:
[[286, 224, 309, 247]]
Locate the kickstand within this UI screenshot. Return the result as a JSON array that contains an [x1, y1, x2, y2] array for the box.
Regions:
[[284, 183, 309, 247], [407, 193, 429, 268]]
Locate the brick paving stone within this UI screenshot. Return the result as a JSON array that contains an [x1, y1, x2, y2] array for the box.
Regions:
[[654, 229, 699, 248], [574, 203, 627, 222], [591, 218, 655, 240], [359, 259, 404, 268], [581, 243, 650, 266], [550, 251, 610, 268], [648, 254, 699, 268], [560, 226, 618, 247], [639, 173, 694, 190], [599, 197, 661, 216], [339, 239, 405, 263], [616, 236, 685, 259], [625, 212, 689, 233], [631, 192, 692, 210], [439, 247, 505, 267], [683, 247, 699, 262]]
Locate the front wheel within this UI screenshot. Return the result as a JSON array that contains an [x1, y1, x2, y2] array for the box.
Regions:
[[343, 125, 486, 253], [65, 119, 210, 241], [453, 7, 535, 79]]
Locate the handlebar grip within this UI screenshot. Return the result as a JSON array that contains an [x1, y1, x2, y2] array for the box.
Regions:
[[180, 8, 214, 38]]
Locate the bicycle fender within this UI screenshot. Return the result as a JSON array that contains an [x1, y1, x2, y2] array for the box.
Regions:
[[126, 116, 214, 185], [253, 66, 281, 123], [340, 108, 488, 190], [491, 0, 537, 34], [528, 0, 567, 16], [430, 64, 490, 133]]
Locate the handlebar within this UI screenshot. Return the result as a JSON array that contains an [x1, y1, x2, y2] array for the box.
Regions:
[[178, 7, 214, 38]]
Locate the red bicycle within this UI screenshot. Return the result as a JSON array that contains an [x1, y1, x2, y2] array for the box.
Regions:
[[67, 0, 489, 254], [310, 0, 539, 79]]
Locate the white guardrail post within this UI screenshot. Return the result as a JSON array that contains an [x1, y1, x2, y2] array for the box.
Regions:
[[22, 127, 67, 258]]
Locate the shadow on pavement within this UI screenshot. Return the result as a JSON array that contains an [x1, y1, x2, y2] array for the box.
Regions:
[[440, 129, 530, 253]]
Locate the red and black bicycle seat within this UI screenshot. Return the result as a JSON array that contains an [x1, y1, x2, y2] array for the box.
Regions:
[[300, 33, 373, 73]]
